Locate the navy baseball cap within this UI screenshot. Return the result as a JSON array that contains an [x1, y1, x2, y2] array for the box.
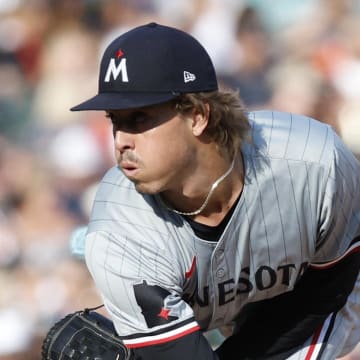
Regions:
[[71, 22, 218, 111]]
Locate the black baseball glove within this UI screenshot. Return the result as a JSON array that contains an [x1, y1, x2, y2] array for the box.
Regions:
[[41, 306, 131, 359]]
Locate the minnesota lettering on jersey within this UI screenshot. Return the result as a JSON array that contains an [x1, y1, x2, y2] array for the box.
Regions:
[[184, 261, 309, 307]]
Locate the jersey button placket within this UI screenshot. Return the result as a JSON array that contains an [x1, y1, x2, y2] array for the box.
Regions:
[[211, 248, 227, 325], [216, 268, 225, 278]]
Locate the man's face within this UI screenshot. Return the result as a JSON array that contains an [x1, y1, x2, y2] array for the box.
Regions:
[[106, 101, 197, 194]]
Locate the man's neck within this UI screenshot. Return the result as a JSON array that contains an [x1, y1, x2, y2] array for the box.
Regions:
[[161, 153, 244, 226]]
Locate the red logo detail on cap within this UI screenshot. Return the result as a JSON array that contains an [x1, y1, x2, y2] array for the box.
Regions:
[[116, 49, 124, 58]]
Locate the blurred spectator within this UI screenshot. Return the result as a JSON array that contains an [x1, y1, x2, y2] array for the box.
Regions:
[[30, 25, 100, 129], [190, 0, 244, 76], [218, 5, 273, 108]]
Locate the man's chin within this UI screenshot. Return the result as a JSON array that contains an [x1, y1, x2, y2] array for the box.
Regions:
[[133, 181, 157, 195]]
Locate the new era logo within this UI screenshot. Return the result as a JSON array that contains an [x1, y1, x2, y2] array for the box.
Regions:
[[184, 71, 196, 83]]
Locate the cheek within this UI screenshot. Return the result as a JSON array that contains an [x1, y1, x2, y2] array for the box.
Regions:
[[142, 135, 188, 163], [140, 124, 194, 170]]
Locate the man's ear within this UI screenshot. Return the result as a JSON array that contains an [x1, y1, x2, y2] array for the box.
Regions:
[[192, 103, 210, 136]]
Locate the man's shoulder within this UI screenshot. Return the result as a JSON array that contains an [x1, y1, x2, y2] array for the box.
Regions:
[[95, 166, 148, 207], [247, 110, 331, 135], [245, 110, 335, 164], [96, 166, 137, 197], [101, 165, 130, 186], [89, 166, 185, 235]]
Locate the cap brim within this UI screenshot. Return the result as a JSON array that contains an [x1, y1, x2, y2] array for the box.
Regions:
[[70, 92, 179, 111]]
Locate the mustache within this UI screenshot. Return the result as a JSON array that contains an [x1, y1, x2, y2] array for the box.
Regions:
[[120, 151, 140, 164]]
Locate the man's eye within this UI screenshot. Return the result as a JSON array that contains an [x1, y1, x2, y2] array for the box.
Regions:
[[131, 112, 147, 124], [106, 111, 151, 133], [106, 113, 126, 128]]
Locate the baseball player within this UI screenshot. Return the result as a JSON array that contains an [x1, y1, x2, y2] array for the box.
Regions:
[[62, 23, 360, 360]]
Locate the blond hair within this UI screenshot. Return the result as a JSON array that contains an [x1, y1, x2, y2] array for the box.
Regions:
[[174, 90, 251, 159]]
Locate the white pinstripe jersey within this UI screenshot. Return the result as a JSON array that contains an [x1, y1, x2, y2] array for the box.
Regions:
[[85, 110, 360, 354]]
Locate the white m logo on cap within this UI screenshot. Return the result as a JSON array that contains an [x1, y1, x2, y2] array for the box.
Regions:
[[104, 58, 129, 83]]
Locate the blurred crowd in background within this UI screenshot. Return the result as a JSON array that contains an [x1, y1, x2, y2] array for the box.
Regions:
[[0, 0, 360, 358]]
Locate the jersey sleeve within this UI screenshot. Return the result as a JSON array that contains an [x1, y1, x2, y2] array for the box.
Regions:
[[85, 229, 196, 337], [85, 229, 219, 360], [84, 167, 219, 359], [315, 129, 360, 262]]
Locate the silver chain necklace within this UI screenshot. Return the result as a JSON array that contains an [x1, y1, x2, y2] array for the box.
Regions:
[[161, 159, 235, 216]]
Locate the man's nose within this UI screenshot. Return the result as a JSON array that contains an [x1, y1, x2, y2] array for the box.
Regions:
[[114, 129, 135, 153]]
